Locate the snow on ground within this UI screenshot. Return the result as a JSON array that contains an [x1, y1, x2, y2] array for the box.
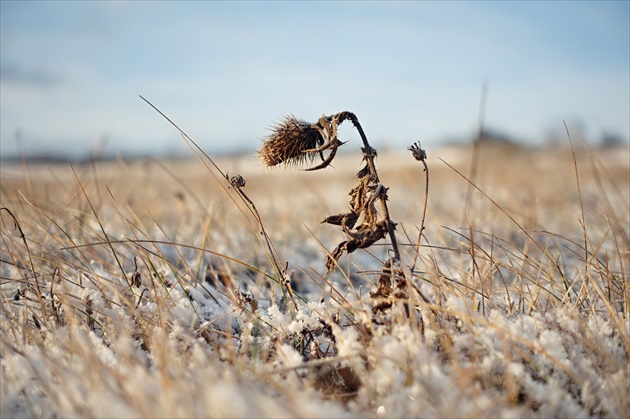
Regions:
[[1, 144, 628, 417]]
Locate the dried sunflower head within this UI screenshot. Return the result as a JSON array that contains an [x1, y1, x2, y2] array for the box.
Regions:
[[258, 115, 325, 168]]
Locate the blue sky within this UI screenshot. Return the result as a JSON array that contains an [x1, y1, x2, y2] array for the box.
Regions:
[[1, 1, 628, 158]]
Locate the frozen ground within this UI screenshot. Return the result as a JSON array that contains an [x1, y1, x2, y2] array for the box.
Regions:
[[1, 143, 628, 417]]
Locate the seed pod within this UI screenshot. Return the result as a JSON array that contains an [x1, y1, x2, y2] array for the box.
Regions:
[[258, 115, 324, 167]]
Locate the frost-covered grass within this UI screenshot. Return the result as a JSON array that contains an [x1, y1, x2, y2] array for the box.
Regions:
[[1, 142, 628, 418]]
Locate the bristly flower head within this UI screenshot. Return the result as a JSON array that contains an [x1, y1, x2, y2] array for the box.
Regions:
[[408, 141, 427, 162], [258, 115, 324, 168]]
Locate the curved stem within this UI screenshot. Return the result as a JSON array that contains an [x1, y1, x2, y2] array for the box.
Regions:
[[408, 142, 429, 272], [304, 140, 342, 172], [334, 111, 372, 150], [411, 159, 429, 272]]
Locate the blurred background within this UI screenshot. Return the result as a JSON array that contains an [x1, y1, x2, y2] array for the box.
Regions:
[[1, 1, 628, 161]]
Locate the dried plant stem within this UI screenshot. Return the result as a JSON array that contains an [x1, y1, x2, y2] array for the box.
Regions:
[[341, 112, 402, 267], [0, 207, 45, 313], [340, 111, 404, 267], [462, 81, 488, 226], [362, 146, 402, 264], [564, 122, 589, 267], [68, 164, 130, 288], [139, 96, 299, 311], [228, 175, 299, 311], [441, 158, 568, 287], [408, 142, 429, 272]]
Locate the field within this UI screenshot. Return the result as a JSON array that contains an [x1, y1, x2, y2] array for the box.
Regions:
[[1, 133, 629, 417]]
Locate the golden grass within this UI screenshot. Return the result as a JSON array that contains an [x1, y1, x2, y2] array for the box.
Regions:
[[1, 130, 628, 417]]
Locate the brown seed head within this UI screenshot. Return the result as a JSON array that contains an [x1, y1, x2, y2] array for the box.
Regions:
[[408, 141, 427, 162], [258, 115, 324, 167]]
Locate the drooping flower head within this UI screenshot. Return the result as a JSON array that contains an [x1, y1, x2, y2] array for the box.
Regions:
[[258, 115, 324, 168]]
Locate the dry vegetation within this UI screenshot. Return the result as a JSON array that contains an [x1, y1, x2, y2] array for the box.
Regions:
[[1, 110, 628, 418]]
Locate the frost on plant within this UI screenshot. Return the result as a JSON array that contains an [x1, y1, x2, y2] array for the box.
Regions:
[[1, 102, 628, 418]]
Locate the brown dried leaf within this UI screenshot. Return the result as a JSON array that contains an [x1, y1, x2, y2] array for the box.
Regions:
[[322, 211, 359, 230], [325, 222, 389, 274]]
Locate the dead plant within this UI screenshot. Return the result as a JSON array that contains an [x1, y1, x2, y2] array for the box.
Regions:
[[259, 112, 432, 318], [259, 112, 399, 266]]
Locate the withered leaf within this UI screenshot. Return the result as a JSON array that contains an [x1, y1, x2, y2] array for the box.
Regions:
[[322, 211, 359, 230]]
